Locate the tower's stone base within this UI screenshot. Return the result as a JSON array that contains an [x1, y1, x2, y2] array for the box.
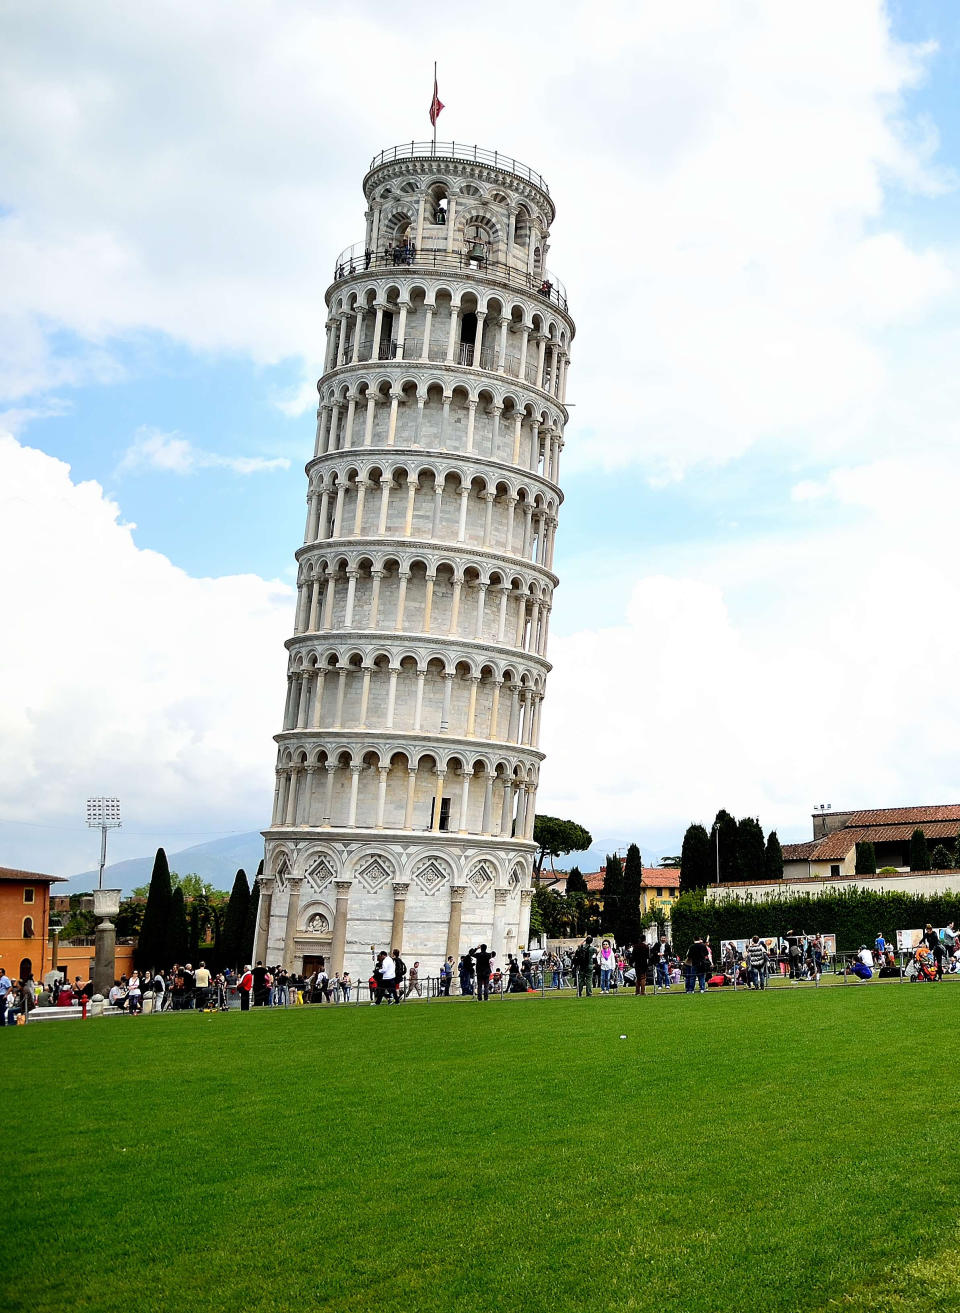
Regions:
[[260, 828, 535, 982]]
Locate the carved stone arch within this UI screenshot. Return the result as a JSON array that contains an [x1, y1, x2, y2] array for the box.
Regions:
[[299, 902, 334, 936], [508, 862, 525, 892]]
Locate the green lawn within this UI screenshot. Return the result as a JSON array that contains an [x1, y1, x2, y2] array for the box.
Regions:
[[4, 986, 959, 1313]]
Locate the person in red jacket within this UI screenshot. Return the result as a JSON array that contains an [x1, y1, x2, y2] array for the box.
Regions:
[[237, 965, 253, 1011]]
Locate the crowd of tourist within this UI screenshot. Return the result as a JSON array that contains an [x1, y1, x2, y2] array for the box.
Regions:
[[6, 923, 957, 1025]]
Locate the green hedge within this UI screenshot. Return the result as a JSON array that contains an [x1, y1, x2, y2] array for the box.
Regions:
[[670, 886, 960, 954]]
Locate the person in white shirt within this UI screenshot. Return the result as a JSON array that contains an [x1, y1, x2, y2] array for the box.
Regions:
[[378, 950, 397, 1005], [108, 981, 127, 1010], [127, 972, 143, 1014], [193, 961, 211, 1009], [858, 946, 874, 967]]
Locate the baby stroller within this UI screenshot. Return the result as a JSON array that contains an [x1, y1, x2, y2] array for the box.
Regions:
[[908, 948, 937, 982]]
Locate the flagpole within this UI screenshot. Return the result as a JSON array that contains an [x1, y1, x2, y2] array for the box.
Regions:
[[432, 61, 437, 153]]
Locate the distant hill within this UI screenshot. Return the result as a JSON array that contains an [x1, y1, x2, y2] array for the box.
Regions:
[[65, 831, 264, 895]]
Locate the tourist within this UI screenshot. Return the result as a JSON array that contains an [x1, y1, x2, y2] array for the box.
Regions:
[[685, 937, 710, 994], [652, 940, 669, 991], [746, 936, 767, 990], [237, 964, 253, 1011], [922, 924, 944, 980], [377, 950, 397, 1004], [108, 980, 126, 1010], [126, 971, 142, 1014], [439, 956, 453, 996], [573, 936, 596, 997], [597, 940, 616, 993], [474, 945, 494, 1002], [391, 949, 406, 1001], [194, 961, 211, 1010], [340, 971, 352, 1002], [633, 938, 649, 996], [458, 951, 475, 996], [404, 961, 422, 1000], [857, 945, 874, 968], [0, 968, 11, 1021], [252, 961, 270, 1006]]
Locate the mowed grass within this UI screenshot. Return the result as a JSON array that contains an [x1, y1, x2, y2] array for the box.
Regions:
[[4, 986, 960, 1313]]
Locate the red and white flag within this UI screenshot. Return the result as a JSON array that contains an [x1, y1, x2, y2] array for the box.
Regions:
[[429, 71, 444, 128]]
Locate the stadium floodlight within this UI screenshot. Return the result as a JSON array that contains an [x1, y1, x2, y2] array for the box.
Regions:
[[86, 797, 122, 889]]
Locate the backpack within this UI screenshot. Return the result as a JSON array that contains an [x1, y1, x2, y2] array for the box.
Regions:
[[573, 945, 587, 970], [394, 957, 406, 977]]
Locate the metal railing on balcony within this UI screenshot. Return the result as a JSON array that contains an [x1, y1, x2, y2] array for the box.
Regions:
[[332, 241, 568, 313], [367, 142, 550, 195]]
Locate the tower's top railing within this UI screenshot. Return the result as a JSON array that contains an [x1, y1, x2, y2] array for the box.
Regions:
[[368, 142, 550, 195]]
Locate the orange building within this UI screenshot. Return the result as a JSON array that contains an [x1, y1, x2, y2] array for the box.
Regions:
[[0, 865, 66, 981]]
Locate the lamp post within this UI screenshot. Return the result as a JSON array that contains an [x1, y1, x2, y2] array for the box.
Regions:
[[86, 797, 121, 889], [86, 798, 123, 997]]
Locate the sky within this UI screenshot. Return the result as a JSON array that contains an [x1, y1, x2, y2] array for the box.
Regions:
[[3, 0, 960, 879]]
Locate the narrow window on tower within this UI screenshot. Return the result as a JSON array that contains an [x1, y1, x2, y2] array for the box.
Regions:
[[459, 311, 477, 367], [379, 311, 395, 361], [429, 797, 452, 831]]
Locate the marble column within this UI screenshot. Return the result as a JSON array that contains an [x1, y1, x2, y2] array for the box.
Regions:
[[330, 881, 352, 974], [445, 885, 466, 965], [390, 883, 409, 954], [282, 876, 303, 969], [254, 877, 276, 966]]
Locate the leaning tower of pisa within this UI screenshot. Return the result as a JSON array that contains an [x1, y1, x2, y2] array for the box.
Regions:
[[257, 141, 573, 982]]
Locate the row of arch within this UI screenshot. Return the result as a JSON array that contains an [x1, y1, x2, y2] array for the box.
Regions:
[[271, 745, 539, 840], [300, 466, 559, 568], [281, 653, 547, 746], [312, 381, 563, 479], [290, 556, 554, 656], [364, 171, 552, 286], [323, 288, 570, 403]]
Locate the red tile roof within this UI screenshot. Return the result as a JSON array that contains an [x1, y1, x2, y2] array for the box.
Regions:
[[581, 867, 680, 893], [811, 821, 960, 861], [0, 866, 65, 883], [844, 804, 960, 826], [782, 841, 818, 861]]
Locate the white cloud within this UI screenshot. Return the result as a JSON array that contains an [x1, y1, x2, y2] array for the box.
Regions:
[[117, 427, 289, 476], [0, 0, 956, 477], [543, 451, 960, 849], [0, 432, 292, 872]]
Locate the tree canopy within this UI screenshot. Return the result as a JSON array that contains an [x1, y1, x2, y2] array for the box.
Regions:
[[532, 815, 592, 880], [910, 828, 931, 872], [135, 848, 173, 970], [764, 831, 784, 881], [565, 866, 587, 894], [679, 824, 712, 893]]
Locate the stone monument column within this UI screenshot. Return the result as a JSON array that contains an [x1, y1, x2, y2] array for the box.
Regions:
[[445, 885, 466, 963], [282, 876, 303, 970], [390, 883, 409, 953], [330, 880, 352, 974], [254, 877, 276, 965], [92, 889, 120, 997], [518, 887, 535, 950]]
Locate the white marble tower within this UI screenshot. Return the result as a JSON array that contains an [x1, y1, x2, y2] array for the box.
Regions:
[[258, 141, 573, 982]]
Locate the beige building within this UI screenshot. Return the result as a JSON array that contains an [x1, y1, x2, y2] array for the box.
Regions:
[[258, 142, 574, 979], [708, 804, 960, 901]]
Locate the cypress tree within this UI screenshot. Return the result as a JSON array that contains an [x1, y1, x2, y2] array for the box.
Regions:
[[242, 860, 263, 965], [679, 824, 712, 893], [164, 886, 189, 965], [135, 847, 173, 971], [709, 810, 739, 884], [764, 831, 784, 880], [222, 868, 251, 970], [909, 828, 930, 872], [854, 842, 877, 875], [565, 866, 587, 894], [601, 854, 624, 937], [735, 817, 766, 884], [619, 844, 645, 945]]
